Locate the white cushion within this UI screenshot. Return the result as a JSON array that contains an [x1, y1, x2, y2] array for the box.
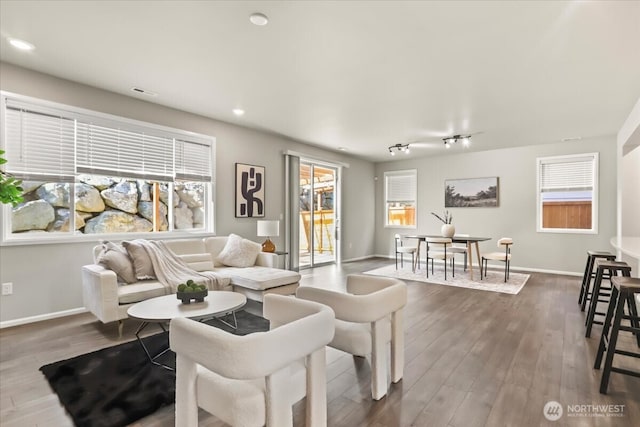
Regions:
[[396, 247, 416, 253], [118, 280, 165, 304], [96, 242, 137, 284], [204, 236, 230, 267], [331, 317, 391, 356], [122, 240, 156, 280], [428, 251, 455, 260], [221, 266, 301, 291], [483, 252, 511, 261], [216, 234, 262, 268], [497, 237, 513, 246], [195, 359, 306, 427], [163, 238, 207, 255], [178, 253, 215, 272]]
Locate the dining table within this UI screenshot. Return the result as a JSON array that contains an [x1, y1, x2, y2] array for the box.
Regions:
[[403, 234, 492, 281]]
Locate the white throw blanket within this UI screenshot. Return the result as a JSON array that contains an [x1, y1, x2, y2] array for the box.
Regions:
[[136, 240, 221, 293]]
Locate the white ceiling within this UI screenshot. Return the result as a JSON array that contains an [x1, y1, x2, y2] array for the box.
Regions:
[[1, 1, 639, 162]]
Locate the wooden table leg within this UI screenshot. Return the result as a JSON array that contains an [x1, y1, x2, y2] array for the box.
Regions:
[[475, 242, 482, 279], [467, 243, 474, 280]]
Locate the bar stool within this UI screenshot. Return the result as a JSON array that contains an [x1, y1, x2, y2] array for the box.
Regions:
[[585, 260, 631, 338], [594, 276, 640, 394], [579, 250, 616, 311]]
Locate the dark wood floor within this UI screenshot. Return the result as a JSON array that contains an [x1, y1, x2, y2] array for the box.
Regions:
[[1, 258, 639, 426]]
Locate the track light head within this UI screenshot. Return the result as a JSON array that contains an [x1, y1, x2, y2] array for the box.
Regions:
[[388, 143, 410, 155]]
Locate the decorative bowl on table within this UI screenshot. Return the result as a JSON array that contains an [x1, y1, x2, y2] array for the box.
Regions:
[[176, 280, 208, 304]]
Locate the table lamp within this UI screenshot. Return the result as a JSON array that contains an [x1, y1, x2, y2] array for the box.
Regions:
[[257, 220, 279, 252]]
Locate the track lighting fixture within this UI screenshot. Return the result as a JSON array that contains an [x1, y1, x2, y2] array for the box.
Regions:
[[443, 135, 472, 148], [388, 143, 410, 156]]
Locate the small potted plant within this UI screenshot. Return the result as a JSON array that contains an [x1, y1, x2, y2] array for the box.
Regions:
[[176, 279, 208, 304], [431, 210, 455, 237]]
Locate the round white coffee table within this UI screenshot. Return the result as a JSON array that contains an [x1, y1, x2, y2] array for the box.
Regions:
[[127, 292, 247, 369]]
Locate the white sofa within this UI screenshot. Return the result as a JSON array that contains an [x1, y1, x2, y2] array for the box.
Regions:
[[82, 236, 301, 330]]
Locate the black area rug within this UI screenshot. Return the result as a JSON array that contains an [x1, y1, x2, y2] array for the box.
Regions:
[[40, 310, 269, 427]]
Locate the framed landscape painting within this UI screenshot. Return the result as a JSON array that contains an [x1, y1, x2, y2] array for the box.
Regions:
[[445, 177, 499, 207]]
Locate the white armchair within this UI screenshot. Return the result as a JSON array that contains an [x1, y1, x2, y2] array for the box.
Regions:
[[169, 294, 335, 427], [296, 274, 407, 400]]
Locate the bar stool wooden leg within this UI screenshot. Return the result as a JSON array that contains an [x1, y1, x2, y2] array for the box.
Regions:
[[594, 286, 619, 369], [599, 288, 625, 394], [580, 256, 602, 312], [580, 253, 616, 312], [579, 254, 593, 306], [627, 293, 640, 348], [585, 266, 606, 337]]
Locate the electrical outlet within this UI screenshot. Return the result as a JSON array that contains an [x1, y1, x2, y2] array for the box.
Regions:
[[2, 282, 13, 296]]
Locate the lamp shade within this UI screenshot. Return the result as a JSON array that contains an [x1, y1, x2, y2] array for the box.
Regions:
[[257, 220, 279, 237]]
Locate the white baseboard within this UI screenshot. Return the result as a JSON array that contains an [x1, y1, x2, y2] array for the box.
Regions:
[[507, 265, 581, 277], [342, 255, 377, 263], [370, 254, 581, 277], [0, 307, 87, 329]]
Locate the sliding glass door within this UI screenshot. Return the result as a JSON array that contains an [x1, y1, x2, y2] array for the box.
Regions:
[[299, 163, 338, 268]]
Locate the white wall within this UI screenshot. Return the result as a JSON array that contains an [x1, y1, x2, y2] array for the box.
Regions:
[[0, 63, 376, 324], [375, 137, 617, 274], [621, 146, 640, 237]]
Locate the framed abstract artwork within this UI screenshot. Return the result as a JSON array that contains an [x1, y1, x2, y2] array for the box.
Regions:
[[235, 163, 265, 217], [445, 177, 499, 207]]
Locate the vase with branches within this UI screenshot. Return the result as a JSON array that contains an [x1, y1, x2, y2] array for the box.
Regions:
[[431, 210, 452, 225], [431, 210, 455, 237]]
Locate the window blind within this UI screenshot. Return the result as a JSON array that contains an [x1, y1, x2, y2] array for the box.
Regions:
[[3, 93, 214, 184], [4, 100, 76, 182], [540, 155, 595, 192], [75, 120, 174, 181], [386, 170, 417, 202], [175, 138, 213, 181]]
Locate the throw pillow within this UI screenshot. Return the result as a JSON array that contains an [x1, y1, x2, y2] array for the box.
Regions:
[[122, 240, 156, 280], [216, 234, 262, 268], [96, 242, 137, 284]]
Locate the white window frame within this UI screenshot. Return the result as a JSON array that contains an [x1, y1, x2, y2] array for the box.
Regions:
[[384, 169, 417, 229], [0, 91, 217, 245], [536, 152, 598, 234]]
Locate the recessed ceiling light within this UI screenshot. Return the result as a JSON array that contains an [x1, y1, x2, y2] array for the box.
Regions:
[[8, 38, 35, 51], [249, 13, 269, 26], [338, 147, 347, 151], [561, 136, 582, 142], [233, 108, 245, 116]]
